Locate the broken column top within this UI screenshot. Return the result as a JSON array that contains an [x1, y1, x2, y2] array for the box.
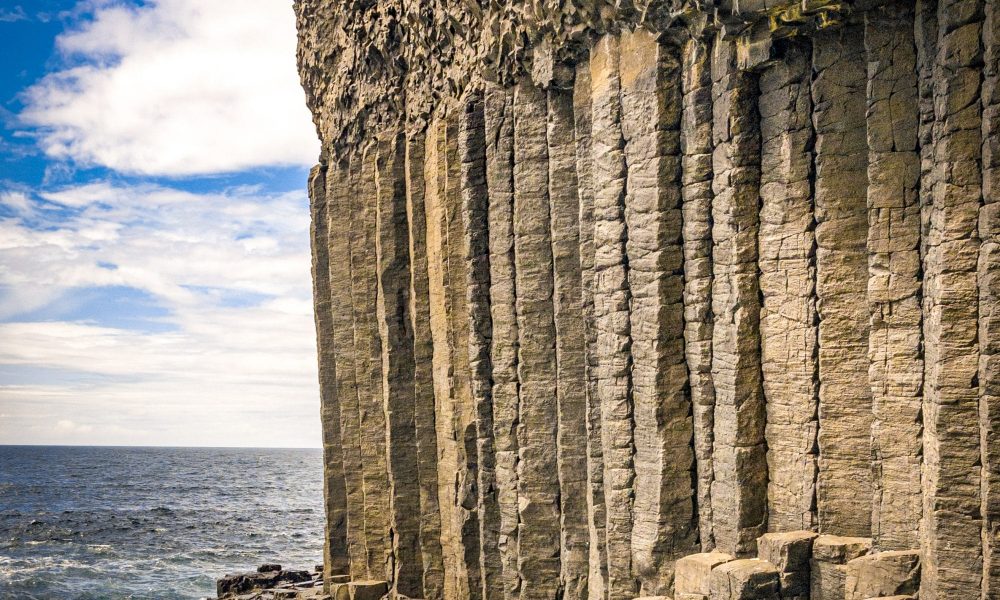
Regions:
[[293, 0, 856, 158], [812, 535, 873, 564]]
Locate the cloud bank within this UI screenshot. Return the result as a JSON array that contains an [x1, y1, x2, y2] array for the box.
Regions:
[[20, 0, 319, 176], [0, 182, 320, 447]]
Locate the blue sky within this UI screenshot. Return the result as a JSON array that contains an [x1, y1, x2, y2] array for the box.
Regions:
[[0, 0, 323, 447]]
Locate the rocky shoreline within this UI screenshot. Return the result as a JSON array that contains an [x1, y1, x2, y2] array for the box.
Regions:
[[214, 564, 326, 600], [214, 564, 389, 600]]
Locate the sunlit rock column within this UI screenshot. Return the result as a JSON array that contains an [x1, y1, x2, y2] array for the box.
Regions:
[[810, 23, 873, 538], [309, 164, 350, 586], [404, 133, 447, 600], [547, 67, 590, 600], [512, 77, 561, 600], [484, 83, 521, 600], [681, 34, 716, 554], [710, 33, 766, 558], [981, 0, 1000, 593], [864, 1, 923, 551], [921, 0, 985, 595], [373, 133, 424, 597], [756, 40, 818, 534], [619, 28, 696, 593], [590, 33, 637, 600]]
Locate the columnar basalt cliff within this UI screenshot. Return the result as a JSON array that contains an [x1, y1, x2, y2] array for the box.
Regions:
[[297, 1, 998, 598]]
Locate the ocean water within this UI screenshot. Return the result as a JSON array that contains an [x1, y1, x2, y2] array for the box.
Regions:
[[0, 446, 324, 600]]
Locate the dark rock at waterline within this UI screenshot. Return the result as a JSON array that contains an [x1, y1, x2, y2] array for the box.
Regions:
[[216, 565, 312, 598]]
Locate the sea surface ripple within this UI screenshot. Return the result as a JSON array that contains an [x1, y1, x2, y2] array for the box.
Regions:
[[0, 446, 324, 600]]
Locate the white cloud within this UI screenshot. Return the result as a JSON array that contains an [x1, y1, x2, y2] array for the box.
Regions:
[[0, 6, 28, 23], [19, 0, 319, 176], [0, 182, 321, 447], [54, 419, 93, 434]]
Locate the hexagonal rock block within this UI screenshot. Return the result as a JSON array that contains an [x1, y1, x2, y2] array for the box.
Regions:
[[809, 535, 871, 600], [328, 575, 351, 584], [329, 580, 388, 600], [843, 550, 920, 600], [756, 531, 817, 597], [812, 535, 872, 563], [709, 558, 780, 599], [677, 551, 735, 596]]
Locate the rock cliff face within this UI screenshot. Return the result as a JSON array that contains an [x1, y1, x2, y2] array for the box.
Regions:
[[296, 0, 999, 598]]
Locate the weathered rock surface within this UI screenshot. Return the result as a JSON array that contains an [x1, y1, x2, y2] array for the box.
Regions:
[[216, 565, 317, 599], [676, 551, 733, 597], [296, 1, 1000, 598], [708, 559, 779, 600], [756, 531, 817, 598], [810, 535, 872, 600], [843, 550, 920, 600]]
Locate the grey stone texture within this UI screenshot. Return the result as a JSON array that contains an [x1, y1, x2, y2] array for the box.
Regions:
[[708, 559, 779, 600], [512, 77, 561, 600], [590, 34, 637, 600], [324, 161, 367, 581], [810, 22, 874, 539], [864, 2, 923, 552], [297, 2, 1000, 598], [982, 0, 1000, 595], [810, 535, 872, 600], [484, 83, 521, 600], [843, 550, 920, 600], [676, 552, 733, 597], [308, 165, 350, 584], [351, 148, 393, 581], [405, 131, 447, 600], [374, 133, 424, 597], [681, 35, 716, 554], [709, 33, 766, 559], [921, 0, 985, 597], [620, 29, 696, 593], [756, 41, 817, 535], [547, 76, 590, 600], [756, 531, 817, 598], [459, 95, 503, 600]]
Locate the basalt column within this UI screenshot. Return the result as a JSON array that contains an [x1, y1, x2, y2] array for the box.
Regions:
[[459, 95, 503, 600], [681, 35, 716, 554], [590, 34, 636, 600], [309, 164, 350, 585], [351, 147, 393, 580], [864, 2, 923, 551], [573, 56, 609, 600], [512, 78, 561, 600], [484, 84, 521, 600], [325, 160, 368, 580], [756, 41, 818, 534], [710, 33, 767, 557], [547, 72, 590, 600], [295, 2, 1000, 598], [921, 0, 985, 595], [981, 0, 1000, 593], [373, 133, 424, 597], [425, 117, 482, 600], [619, 29, 696, 592], [404, 134, 447, 600], [811, 23, 874, 537]]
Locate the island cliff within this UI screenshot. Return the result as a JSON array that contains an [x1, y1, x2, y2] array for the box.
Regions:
[[295, 0, 999, 598]]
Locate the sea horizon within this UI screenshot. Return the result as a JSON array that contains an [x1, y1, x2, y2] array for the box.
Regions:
[[1, 445, 325, 599]]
